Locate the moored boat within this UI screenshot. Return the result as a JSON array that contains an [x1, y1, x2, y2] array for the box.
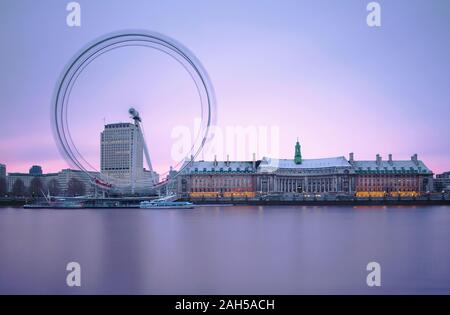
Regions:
[[23, 200, 84, 209], [139, 200, 194, 209]]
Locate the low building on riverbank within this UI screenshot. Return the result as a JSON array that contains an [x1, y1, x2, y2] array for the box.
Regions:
[[434, 172, 450, 193], [5, 167, 99, 196]]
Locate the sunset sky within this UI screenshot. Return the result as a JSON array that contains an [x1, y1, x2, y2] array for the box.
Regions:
[[1, 0, 449, 176]]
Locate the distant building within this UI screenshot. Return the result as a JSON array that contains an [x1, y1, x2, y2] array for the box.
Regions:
[[164, 166, 179, 195], [57, 169, 99, 196], [143, 169, 159, 185], [40, 173, 59, 190], [0, 163, 5, 178], [351, 153, 433, 197], [100, 123, 146, 193], [29, 165, 43, 175], [7, 172, 34, 193], [6, 167, 98, 196], [7, 172, 55, 195], [434, 172, 450, 192]]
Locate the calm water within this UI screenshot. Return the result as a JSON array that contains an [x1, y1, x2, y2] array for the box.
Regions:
[[0, 205, 449, 294]]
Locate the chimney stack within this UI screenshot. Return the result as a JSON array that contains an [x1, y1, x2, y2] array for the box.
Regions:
[[376, 154, 382, 165], [388, 154, 393, 164], [252, 153, 256, 170], [214, 155, 218, 167], [349, 152, 354, 163], [411, 154, 418, 165], [226, 154, 230, 166]]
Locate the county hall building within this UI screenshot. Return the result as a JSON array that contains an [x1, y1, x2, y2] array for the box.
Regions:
[[176, 140, 433, 198]]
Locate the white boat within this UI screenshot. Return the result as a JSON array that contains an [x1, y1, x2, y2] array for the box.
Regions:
[[139, 200, 195, 209]]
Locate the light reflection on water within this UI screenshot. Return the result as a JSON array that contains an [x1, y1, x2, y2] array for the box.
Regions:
[[0, 205, 449, 294]]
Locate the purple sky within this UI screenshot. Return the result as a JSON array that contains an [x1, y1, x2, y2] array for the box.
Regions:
[[1, 0, 450, 175]]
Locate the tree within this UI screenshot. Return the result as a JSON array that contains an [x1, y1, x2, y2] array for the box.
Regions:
[[47, 178, 61, 196], [0, 177, 7, 196], [67, 178, 86, 196], [12, 179, 26, 197], [29, 177, 43, 198]]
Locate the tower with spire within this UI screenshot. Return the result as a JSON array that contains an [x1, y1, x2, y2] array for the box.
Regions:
[[294, 138, 302, 164]]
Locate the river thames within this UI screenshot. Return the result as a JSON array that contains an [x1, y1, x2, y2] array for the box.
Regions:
[[0, 205, 449, 294]]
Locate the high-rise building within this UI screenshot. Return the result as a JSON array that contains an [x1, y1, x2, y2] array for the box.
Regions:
[[0, 163, 6, 178], [100, 123, 144, 192]]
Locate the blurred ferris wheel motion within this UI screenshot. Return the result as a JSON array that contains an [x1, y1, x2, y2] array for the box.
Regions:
[[52, 30, 217, 194]]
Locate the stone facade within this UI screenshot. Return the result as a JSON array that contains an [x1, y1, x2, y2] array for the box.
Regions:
[[176, 142, 434, 197], [256, 156, 354, 194]]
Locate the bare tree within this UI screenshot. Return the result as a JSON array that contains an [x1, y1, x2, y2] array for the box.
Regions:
[[12, 179, 26, 197], [67, 178, 86, 196], [47, 178, 60, 196], [29, 177, 44, 198]]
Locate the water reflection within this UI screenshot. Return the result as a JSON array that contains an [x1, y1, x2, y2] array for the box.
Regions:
[[0, 206, 449, 294]]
